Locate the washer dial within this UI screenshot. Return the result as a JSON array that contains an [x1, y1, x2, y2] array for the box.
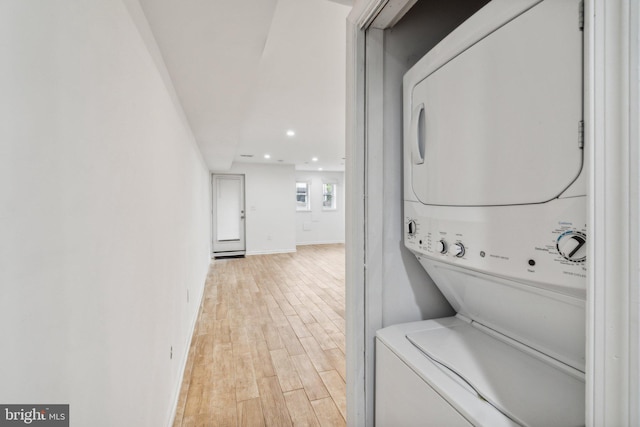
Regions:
[[407, 220, 417, 236], [451, 242, 465, 258], [556, 231, 587, 262]]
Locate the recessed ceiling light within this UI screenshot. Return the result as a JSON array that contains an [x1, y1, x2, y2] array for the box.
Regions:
[[312, 157, 318, 162], [264, 154, 271, 159], [286, 130, 295, 137]]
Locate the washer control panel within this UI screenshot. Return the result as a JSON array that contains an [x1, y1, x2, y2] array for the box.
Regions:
[[404, 198, 587, 294]]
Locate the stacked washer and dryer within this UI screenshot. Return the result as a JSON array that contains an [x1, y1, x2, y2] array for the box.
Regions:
[[375, 0, 587, 425]]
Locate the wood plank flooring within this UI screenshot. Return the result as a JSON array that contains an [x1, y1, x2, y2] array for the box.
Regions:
[[173, 244, 346, 427]]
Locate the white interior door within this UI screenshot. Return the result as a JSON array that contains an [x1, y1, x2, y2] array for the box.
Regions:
[[212, 174, 246, 256]]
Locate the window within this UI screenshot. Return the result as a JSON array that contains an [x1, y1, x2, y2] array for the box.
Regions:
[[296, 182, 310, 211], [322, 183, 337, 210]]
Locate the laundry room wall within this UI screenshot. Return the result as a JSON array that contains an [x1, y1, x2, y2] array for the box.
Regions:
[[295, 171, 345, 245], [219, 163, 297, 255], [347, 1, 505, 424], [0, 1, 211, 426], [376, 0, 490, 327]]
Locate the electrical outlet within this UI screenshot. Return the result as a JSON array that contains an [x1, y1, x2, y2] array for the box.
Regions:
[[170, 346, 173, 360]]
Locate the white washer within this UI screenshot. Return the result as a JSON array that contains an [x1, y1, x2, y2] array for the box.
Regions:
[[377, 0, 587, 425], [377, 317, 585, 426]]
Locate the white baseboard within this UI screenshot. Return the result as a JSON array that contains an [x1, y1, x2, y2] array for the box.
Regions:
[[246, 248, 297, 256], [296, 240, 345, 246], [167, 260, 210, 427]]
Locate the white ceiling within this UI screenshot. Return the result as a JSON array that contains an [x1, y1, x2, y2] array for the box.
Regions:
[[138, 0, 352, 172]]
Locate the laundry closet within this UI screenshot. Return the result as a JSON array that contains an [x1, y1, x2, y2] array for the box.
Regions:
[[345, 0, 639, 426]]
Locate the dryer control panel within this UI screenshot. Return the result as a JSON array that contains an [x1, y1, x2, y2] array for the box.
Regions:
[[404, 197, 587, 296]]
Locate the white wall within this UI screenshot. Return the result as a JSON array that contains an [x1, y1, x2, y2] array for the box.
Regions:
[[378, 0, 490, 327], [295, 171, 345, 245], [0, 1, 210, 426], [218, 163, 297, 255]]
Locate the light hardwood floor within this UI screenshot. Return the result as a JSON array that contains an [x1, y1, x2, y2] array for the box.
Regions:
[[173, 244, 346, 427]]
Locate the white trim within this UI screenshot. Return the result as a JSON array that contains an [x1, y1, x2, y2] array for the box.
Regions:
[[296, 240, 345, 246], [346, 2, 389, 426], [246, 248, 297, 256], [345, 8, 369, 427], [167, 262, 210, 427], [363, 27, 385, 427], [349, 0, 389, 29], [629, 1, 640, 425], [587, 0, 639, 424], [349, 0, 416, 30], [370, 0, 418, 29]]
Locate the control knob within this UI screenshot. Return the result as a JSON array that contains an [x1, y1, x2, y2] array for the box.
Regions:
[[556, 231, 587, 262], [450, 242, 465, 258], [435, 240, 447, 254], [407, 220, 417, 236]]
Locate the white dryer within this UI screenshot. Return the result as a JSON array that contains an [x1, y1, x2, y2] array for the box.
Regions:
[[376, 0, 587, 425]]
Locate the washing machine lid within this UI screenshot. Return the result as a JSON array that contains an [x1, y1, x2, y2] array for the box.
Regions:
[[407, 321, 585, 427], [407, 0, 583, 206]]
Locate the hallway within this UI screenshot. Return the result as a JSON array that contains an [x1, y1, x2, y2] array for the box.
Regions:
[[173, 245, 346, 426]]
